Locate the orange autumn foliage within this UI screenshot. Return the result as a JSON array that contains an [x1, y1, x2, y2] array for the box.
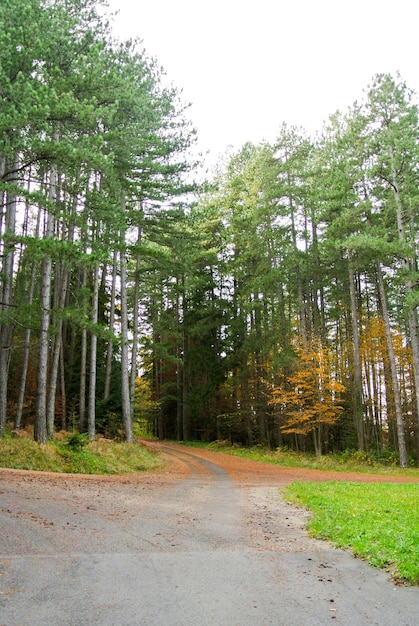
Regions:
[[271, 339, 345, 436]]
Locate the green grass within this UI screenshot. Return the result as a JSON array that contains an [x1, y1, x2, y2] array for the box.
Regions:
[[0, 432, 164, 474], [284, 481, 419, 585]]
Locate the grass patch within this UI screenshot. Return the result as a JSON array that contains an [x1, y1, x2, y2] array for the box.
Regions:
[[284, 481, 419, 585], [184, 441, 419, 477], [0, 431, 164, 475]]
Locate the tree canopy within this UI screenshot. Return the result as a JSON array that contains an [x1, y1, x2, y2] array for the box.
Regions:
[[1, 3, 418, 467]]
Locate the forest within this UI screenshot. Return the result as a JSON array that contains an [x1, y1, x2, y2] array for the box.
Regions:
[[1, 0, 419, 468]]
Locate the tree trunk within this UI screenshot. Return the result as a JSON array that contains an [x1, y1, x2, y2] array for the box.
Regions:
[[87, 266, 100, 441], [129, 226, 142, 422], [312, 426, 321, 457], [0, 156, 18, 436], [35, 164, 57, 444], [120, 245, 133, 442], [253, 299, 266, 444], [46, 266, 69, 437], [104, 250, 117, 402], [79, 267, 87, 431], [348, 251, 365, 450], [182, 329, 190, 441], [15, 261, 38, 431], [289, 195, 307, 342], [389, 160, 419, 463], [0, 155, 5, 233], [176, 279, 182, 440], [59, 341, 67, 430], [376, 262, 408, 468]]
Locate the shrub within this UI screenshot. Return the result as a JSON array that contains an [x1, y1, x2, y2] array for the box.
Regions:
[[66, 432, 89, 452]]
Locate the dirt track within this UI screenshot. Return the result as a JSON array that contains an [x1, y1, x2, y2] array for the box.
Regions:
[[1, 442, 418, 625]]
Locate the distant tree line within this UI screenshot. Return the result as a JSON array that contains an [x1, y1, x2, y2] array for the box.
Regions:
[[1, 2, 418, 467], [140, 74, 419, 468]]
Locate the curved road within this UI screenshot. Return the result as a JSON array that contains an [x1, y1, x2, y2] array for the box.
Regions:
[[1, 443, 418, 625]]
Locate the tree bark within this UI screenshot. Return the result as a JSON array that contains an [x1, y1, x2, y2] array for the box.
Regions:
[[0, 156, 18, 436], [104, 251, 117, 402], [87, 266, 99, 441], [46, 266, 69, 437], [129, 226, 142, 422], [35, 164, 57, 444], [348, 251, 365, 450], [389, 156, 419, 463], [118, 196, 133, 443], [79, 266, 87, 431], [120, 245, 133, 442], [15, 172, 41, 432], [15, 261, 38, 431], [376, 262, 408, 468]]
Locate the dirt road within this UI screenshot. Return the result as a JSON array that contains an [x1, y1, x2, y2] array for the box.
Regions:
[[1, 443, 418, 625]]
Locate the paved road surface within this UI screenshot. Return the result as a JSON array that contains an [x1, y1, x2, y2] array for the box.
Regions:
[[1, 444, 418, 625]]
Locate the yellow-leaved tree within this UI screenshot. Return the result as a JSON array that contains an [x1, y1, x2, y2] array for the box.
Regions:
[[134, 377, 159, 437], [271, 339, 345, 456]]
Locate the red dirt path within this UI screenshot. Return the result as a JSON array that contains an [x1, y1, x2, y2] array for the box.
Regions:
[[153, 442, 419, 486], [1, 440, 418, 488]]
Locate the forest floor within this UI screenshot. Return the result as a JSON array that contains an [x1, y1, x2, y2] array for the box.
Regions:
[[1, 442, 419, 625]]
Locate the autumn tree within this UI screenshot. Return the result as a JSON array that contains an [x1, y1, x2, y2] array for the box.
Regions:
[[271, 339, 346, 456]]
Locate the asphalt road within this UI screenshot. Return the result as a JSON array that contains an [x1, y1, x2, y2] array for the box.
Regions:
[[1, 444, 418, 625]]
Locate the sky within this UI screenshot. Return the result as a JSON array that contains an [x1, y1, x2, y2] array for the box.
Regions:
[[107, 0, 419, 170]]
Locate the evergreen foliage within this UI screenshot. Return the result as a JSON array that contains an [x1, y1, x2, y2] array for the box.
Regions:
[[0, 3, 417, 466]]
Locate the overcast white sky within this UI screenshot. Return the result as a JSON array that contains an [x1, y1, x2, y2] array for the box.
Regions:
[[108, 0, 419, 169]]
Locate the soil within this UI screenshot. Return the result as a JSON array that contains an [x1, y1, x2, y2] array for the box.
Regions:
[[1, 441, 418, 626]]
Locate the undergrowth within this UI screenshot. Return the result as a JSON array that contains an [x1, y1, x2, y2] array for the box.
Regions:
[[0, 430, 163, 474]]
